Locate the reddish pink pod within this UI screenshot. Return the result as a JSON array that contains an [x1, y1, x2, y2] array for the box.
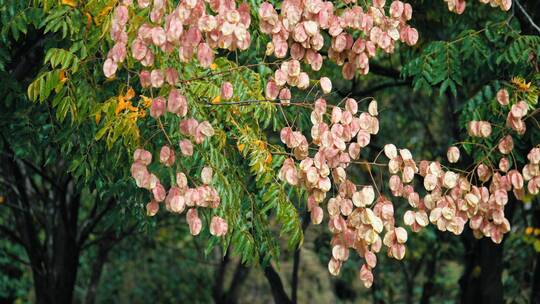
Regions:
[[179, 139, 194, 156], [139, 70, 151, 88], [159, 145, 176, 167], [220, 82, 234, 100], [167, 89, 188, 116], [150, 97, 166, 119], [209, 216, 228, 236]]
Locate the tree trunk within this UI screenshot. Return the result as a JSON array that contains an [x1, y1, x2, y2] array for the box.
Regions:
[[531, 253, 540, 304], [460, 198, 516, 304], [222, 262, 250, 304], [530, 207, 540, 304], [84, 243, 110, 304], [264, 265, 292, 304], [420, 254, 437, 304], [33, 253, 79, 304], [291, 248, 301, 304]]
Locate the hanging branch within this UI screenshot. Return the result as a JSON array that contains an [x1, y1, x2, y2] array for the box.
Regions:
[[514, 0, 540, 34]]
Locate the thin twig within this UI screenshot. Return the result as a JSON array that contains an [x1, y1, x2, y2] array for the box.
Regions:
[[515, 0, 540, 34]]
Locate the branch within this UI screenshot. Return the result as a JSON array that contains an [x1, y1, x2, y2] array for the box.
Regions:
[[0, 223, 25, 248], [515, 0, 540, 34], [369, 63, 402, 79], [18, 156, 64, 193], [77, 198, 116, 247], [349, 80, 410, 98], [0, 246, 31, 266], [80, 222, 138, 251]]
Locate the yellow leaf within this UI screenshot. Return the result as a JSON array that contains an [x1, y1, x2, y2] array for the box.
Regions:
[[95, 112, 101, 124], [211, 95, 221, 104], [61, 0, 77, 8], [237, 143, 245, 153], [140, 95, 152, 108], [127, 111, 139, 122], [256, 140, 267, 150], [511, 76, 531, 91], [94, 1, 115, 25], [85, 13, 93, 30], [115, 97, 127, 115], [265, 153, 272, 164], [125, 87, 135, 100], [128, 104, 139, 112], [59, 70, 67, 83]]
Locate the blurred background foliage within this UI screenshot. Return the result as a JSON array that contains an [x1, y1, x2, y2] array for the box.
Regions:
[[0, 0, 539, 303]]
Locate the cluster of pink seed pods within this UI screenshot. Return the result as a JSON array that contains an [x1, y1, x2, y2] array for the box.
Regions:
[[277, 83, 538, 286], [279, 97, 392, 288], [103, 3, 129, 78], [105, 0, 252, 81], [444, 0, 511, 14], [111, 0, 234, 238], [259, 0, 418, 80], [131, 148, 228, 237]]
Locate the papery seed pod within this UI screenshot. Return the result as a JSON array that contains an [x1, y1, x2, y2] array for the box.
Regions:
[[150, 97, 166, 119], [320, 77, 332, 94], [209, 216, 228, 236], [496, 88, 509, 105], [447, 146, 460, 163], [384, 144, 397, 159], [220, 82, 234, 100], [179, 139, 194, 156], [201, 166, 213, 184]]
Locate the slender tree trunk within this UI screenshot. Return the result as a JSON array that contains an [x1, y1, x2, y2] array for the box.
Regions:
[[460, 197, 516, 304], [84, 244, 110, 304], [420, 254, 437, 304], [264, 265, 293, 304], [291, 248, 301, 304], [530, 207, 540, 304], [222, 262, 250, 304], [460, 230, 505, 304], [213, 252, 229, 304], [531, 253, 540, 304]]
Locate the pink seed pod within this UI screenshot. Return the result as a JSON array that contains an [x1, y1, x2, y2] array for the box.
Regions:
[[220, 82, 234, 100]]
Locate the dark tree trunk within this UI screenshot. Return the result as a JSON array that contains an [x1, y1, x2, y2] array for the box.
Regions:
[[530, 207, 540, 304], [51, 222, 80, 304], [213, 252, 229, 304], [460, 230, 505, 304], [84, 243, 110, 304], [221, 262, 250, 304], [420, 254, 437, 304], [264, 265, 293, 304], [32, 255, 79, 304], [291, 248, 301, 304], [531, 253, 540, 304], [460, 197, 517, 304]]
